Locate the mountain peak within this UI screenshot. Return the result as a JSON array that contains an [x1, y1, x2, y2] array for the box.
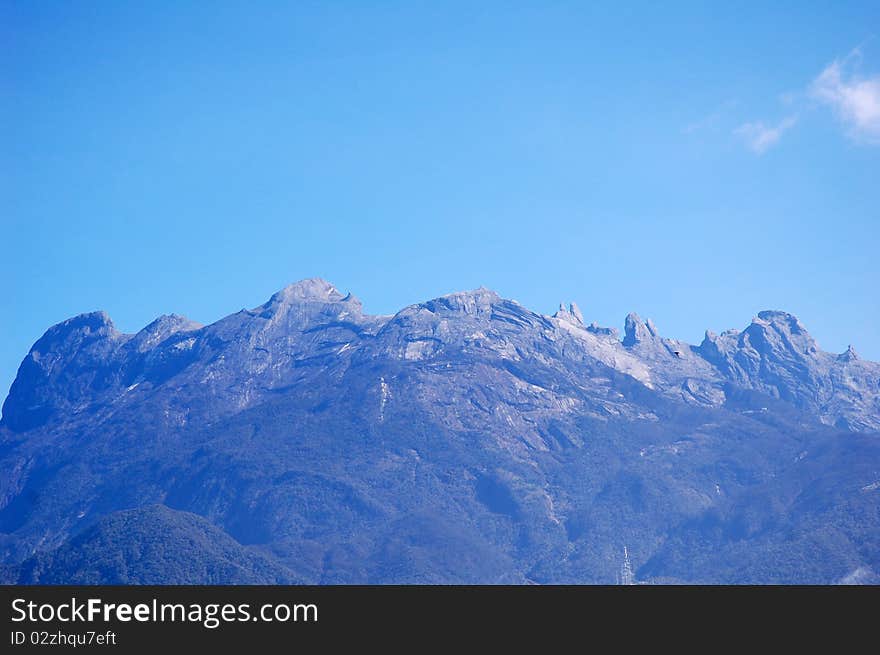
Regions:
[[422, 287, 501, 315], [553, 302, 585, 326], [57, 310, 115, 332], [623, 313, 659, 347], [1, 311, 123, 432], [141, 313, 201, 332], [130, 314, 202, 352], [254, 278, 364, 323], [269, 278, 346, 305], [751, 311, 816, 343], [745, 310, 818, 357], [445, 286, 499, 301], [839, 344, 859, 362], [29, 311, 120, 355], [754, 310, 807, 331]]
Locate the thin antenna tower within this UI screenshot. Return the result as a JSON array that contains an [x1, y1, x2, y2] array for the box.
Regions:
[[620, 545, 635, 585]]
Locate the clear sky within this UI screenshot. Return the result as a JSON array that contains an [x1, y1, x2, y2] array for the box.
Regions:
[[2, 1, 879, 401]]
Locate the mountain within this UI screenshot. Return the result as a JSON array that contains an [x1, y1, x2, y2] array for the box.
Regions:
[[2, 505, 300, 584], [1, 279, 878, 584]]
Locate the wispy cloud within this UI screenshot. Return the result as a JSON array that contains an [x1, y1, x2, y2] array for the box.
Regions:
[[731, 44, 880, 153], [734, 115, 798, 154], [810, 54, 880, 144]]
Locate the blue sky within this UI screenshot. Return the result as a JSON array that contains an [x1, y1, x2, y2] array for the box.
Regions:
[[2, 1, 879, 401]]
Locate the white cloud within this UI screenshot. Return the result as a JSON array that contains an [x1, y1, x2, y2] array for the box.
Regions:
[[734, 115, 797, 154], [730, 46, 880, 152], [810, 58, 880, 144]]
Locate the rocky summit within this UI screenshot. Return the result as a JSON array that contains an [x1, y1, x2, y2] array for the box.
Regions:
[[1, 279, 879, 584]]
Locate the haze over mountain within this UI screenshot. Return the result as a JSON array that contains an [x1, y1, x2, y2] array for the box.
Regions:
[[1, 279, 878, 584]]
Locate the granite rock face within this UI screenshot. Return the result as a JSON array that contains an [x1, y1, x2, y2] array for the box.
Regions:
[[1, 280, 878, 583], [697, 311, 880, 432]]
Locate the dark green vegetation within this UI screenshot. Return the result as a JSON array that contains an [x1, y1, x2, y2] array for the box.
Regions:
[[2, 505, 299, 584], [1, 280, 878, 583]]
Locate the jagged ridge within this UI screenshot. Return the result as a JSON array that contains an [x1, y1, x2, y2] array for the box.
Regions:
[[1, 279, 878, 584], [3, 279, 877, 433]]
